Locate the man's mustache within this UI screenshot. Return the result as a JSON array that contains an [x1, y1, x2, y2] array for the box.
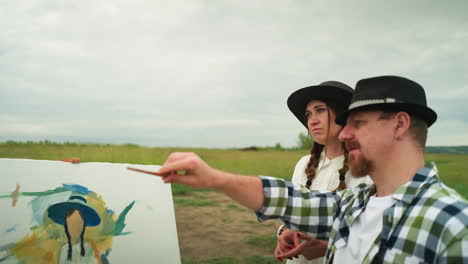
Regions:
[[346, 141, 360, 151]]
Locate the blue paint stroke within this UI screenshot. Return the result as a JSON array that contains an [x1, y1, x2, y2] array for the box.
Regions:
[[62, 184, 91, 195], [30, 191, 72, 225], [5, 225, 17, 233]]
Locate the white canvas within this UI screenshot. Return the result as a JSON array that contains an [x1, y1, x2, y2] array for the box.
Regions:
[[0, 158, 180, 264]]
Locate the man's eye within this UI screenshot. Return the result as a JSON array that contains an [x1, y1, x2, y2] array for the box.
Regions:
[[354, 121, 363, 127]]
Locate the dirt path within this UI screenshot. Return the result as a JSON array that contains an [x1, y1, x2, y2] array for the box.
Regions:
[[174, 191, 279, 262]]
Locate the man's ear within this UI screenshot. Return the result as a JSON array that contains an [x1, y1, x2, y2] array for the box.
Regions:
[[394, 112, 411, 140]]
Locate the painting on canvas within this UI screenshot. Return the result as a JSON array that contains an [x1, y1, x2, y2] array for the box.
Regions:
[[0, 159, 180, 264]]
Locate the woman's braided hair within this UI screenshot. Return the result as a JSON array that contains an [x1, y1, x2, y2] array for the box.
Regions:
[[304, 101, 349, 191]]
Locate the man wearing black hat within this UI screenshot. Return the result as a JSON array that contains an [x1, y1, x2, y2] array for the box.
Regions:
[[153, 76, 468, 263]]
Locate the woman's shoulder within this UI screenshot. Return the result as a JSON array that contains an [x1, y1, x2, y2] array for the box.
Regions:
[[297, 154, 311, 163], [291, 154, 310, 183]]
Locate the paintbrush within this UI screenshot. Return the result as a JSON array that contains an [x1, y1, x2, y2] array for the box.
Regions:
[[127, 167, 165, 177]]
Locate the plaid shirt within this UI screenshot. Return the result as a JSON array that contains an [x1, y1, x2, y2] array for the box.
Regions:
[[256, 167, 468, 263]]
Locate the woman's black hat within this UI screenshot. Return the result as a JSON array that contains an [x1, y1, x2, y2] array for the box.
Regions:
[[287, 81, 354, 128], [47, 195, 101, 226], [335, 75, 437, 127]]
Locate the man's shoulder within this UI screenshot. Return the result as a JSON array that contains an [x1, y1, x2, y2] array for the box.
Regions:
[[423, 179, 468, 205], [413, 180, 468, 232]]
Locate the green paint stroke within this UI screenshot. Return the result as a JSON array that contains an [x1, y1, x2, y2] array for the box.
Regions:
[[114, 201, 135, 236], [0, 187, 68, 199], [0, 252, 14, 263], [0, 243, 15, 263]]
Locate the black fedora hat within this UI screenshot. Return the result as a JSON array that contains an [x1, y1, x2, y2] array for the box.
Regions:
[[287, 81, 354, 128], [335, 76, 437, 127]]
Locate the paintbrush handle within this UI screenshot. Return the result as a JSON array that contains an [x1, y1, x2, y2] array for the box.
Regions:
[[127, 167, 164, 177]]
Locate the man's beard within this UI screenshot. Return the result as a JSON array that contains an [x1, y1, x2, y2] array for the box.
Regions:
[[347, 142, 373, 177]]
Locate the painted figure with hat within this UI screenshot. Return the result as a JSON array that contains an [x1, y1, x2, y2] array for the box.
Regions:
[[274, 81, 372, 264], [151, 75, 468, 263], [0, 183, 135, 264], [47, 195, 101, 263]]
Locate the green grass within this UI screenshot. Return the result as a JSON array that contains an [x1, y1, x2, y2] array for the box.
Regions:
[[0, 140, 303, 177], [1, 141, 467, 198], [241, 220, 258, 225], [2, 141, 467, 262], [182, 255, 277, 264], [425, 153, 468, 198], [225, 204, 246, 211], [245, 234, 278, 252], [0, 140, 305, 197], [243, 255, 277, 264], [173, 197, 217, 207]]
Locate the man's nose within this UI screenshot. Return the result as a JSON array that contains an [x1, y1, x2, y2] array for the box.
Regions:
[[338, 125, 351, 142]]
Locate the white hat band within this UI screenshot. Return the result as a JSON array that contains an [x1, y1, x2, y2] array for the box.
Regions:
[[349, 98, 397, 109]]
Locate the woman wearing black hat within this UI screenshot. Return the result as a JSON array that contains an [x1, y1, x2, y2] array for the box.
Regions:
[[274, 81, 372, 263], [47, 195, 102, 263]]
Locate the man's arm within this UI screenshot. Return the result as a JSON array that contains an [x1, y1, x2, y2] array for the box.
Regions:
[[157, 152, 265, 211], [157, 152, 340, 238], [437, 228, 468, 263]]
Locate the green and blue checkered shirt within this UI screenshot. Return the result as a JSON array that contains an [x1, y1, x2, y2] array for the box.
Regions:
[[256, 167, 468, 263]]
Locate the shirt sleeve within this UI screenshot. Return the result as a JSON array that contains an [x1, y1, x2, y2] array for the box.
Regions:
[[437, 219, 468, 263], [255, 176, 341, 240]]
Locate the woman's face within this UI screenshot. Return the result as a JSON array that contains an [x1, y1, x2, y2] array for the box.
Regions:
[[66, 210, 84, 239], [305, 100, 343, 145]]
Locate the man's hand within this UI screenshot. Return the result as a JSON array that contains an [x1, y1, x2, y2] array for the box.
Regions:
[[157, 152, 265, 211], [276, 232, 328, 261], [158, 152, 223, 189]]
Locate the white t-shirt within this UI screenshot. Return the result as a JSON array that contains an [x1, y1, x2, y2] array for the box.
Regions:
[[59, 242, 99, 264], [284, 153, 373, 264], [333, 194, 395, 264]]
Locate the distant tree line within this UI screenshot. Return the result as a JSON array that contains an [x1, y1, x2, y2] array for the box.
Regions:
[[296, 132, 314, 150], [425, 146, 468, 154]]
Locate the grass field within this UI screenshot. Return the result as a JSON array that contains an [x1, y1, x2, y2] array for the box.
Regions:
[[1, 141, 467, 263], [1, 141, 467, 198]]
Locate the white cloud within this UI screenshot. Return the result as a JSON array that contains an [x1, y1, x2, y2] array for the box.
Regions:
[[1, 0, 467, 147], [428, 120, 468, 146]]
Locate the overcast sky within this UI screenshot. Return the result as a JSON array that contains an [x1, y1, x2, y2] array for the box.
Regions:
[[1, 1, 467, 148]]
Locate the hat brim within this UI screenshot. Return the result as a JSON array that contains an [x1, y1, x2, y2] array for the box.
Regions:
[[335, 103, 437, 127], [287, 85, 353, 128], [47, 202, 101, 226]]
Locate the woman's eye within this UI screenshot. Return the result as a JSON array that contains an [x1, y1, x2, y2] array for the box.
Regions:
[[305, 112, 311, 119], [317, 108, 326, 113]]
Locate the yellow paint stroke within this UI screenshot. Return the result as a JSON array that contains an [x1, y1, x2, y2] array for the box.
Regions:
[[11, 183, 20, 207], [11, 231, 62, 264], [89, 240, 103, 264], [7, 189, 131, 263]]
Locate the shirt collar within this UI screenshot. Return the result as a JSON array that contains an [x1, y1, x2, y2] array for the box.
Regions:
[[392, 167, 439, 204], [320, 151, 344, 166]]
